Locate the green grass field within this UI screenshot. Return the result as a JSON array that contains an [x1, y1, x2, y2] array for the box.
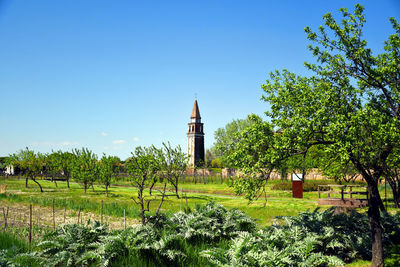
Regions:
[[1, 176, 398, 266], [0, 176, 395, 227]]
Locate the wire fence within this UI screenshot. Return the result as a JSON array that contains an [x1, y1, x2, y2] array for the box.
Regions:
[[0, 200, 137, 246]]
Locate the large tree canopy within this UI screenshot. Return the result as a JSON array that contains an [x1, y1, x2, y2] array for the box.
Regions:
[[231, 4, 399, 266], [212, 116, 259, 166]]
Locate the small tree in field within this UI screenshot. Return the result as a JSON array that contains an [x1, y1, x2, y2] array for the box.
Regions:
[[157, 142, 187, 199], [44, 152, 62, 187], [98, 154, 120, 197], [8, 148, 45, 192], [71, 148, 98, 194], [226, 115, 277, 201], [52, 150, 75, 188], [126, 146, 167, 225]]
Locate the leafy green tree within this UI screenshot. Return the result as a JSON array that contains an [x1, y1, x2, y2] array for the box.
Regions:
[[258, 5, 399, 265], [226, 115, 277, 201], [8, 148, 45, 192], [212, 117, 257, 166], [157, 142, 187, 199], [98, 154, 120, 197], [44, 152, 62, 187], [50, 150, 75, 188], [70, 148, 98, 194], [125, 146, 165, 225]]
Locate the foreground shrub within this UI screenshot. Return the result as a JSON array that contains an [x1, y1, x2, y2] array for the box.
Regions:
[[1, 203, 399, 266]]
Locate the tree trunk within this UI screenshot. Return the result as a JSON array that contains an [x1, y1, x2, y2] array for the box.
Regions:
[[175, 183, 180, 199], [66, 177, 70, 189], [392, 185, 400, 208], [52, 176, 58, 188], [91, 184, 95, 192], [31, 178, 43, 193], [106, 185, 109, 197], [367, 182, 384, 267], [388, 179, 400, 208], [84, 183, 87, 194], [25, 176, 29, 188]]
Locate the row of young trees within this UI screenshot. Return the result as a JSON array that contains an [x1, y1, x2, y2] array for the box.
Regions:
[[5, 148, 120, 195], [5, 143, 187, 224]]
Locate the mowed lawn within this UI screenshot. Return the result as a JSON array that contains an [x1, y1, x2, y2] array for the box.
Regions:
[[0, 176, 393, 227]]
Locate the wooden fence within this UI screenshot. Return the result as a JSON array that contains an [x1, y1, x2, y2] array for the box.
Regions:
[[318, 185, 368, 208]]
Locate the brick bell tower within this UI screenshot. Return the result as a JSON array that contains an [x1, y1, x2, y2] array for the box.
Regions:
[[187, 99, 205, 167]]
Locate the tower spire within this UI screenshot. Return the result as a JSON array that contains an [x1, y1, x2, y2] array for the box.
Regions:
[[191, 99, 201, 119]]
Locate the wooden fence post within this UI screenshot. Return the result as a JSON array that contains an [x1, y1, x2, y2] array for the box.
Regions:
[[124, 209, 126, 230], [185, 193, 188, 211], [341, 187, 344, 201], [29, 204, 32, 248], [180, 189, 183, 211], [2, 207, 8, 230], [220, 172, 223, 184], [101, 200, 103, 224], [52, 199, 55, 230], [77, 207, 81, 224]]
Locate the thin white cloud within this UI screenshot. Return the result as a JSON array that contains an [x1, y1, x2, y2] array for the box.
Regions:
[[112, 139, 126, 145], [31, 141, 79, 147], [133, 137, 140, 142], [60, 141, 79, 146], [101, 132, 108, 136]]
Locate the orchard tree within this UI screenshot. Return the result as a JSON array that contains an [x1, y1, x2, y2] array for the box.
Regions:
[[126, 146, 165, 225], [51, 150, 75, 188], [258, 5, 399, 266], [70, 148, 98, 194], [8, 148, 45, 192], [227, 115, 277, 201], [44, 152, 62, 187], [157, 142, 187, 198], [98, 154, 120, 197]]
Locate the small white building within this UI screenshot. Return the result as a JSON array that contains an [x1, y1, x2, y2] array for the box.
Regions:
[[5, 165, 14, 175]]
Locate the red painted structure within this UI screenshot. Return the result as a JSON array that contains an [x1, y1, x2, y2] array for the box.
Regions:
[[292, 181, 303, 198]]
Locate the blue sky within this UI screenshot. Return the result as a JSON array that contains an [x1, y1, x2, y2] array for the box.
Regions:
[[0, 0, 399, 160]]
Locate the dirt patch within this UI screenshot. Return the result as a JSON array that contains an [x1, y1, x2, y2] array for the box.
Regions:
[[0, 201, 139, 231]]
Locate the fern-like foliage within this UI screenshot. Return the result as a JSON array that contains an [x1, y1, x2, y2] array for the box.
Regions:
[[168, 202, 258, 243], [2, 203, 399, 266]]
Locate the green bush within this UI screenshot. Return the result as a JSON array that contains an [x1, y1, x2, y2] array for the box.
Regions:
[[211, 158, 223, 168]]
